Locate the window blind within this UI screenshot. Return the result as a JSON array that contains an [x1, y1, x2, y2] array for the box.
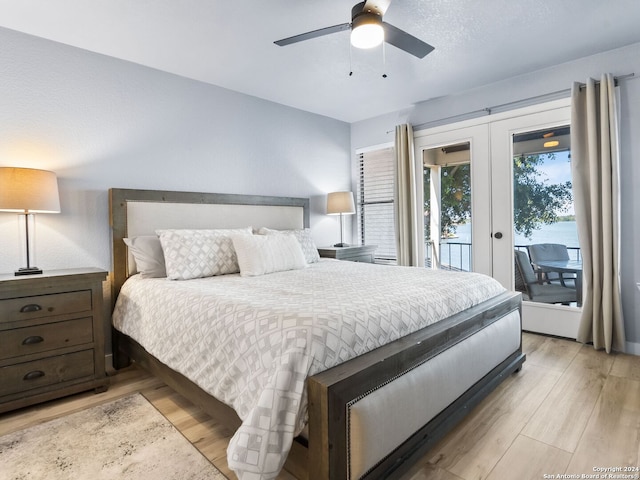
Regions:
[[357, 148, 396, 261]]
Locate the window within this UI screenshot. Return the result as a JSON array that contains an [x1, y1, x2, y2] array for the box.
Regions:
[[357, 148, 396, 261]]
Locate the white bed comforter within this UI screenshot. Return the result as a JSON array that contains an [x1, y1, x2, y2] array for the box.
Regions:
[[112, 259, 505, 479]]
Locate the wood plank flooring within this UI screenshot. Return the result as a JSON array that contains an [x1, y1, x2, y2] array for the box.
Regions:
[[1, 332, 639, 480]]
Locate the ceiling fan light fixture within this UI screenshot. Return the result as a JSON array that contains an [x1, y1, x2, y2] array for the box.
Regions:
[[274, 1, 435, 59], [351, 12, 384, 49]]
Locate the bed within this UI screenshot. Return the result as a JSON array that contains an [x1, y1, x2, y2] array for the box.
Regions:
[[109, 188, 525, 480]]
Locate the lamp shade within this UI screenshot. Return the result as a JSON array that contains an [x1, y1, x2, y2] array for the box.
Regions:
[[0, 167, 60, 213], [327, 191, 355, 215]]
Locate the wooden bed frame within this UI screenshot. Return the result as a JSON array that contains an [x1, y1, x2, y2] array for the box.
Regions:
[[109, 188, 525, 480]]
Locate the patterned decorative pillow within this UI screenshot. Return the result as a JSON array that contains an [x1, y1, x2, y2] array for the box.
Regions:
[[232, 233, 307, 277], [257, 227, 320, 264], [156, 227, 252, 280], [123, 235, 166, 278]]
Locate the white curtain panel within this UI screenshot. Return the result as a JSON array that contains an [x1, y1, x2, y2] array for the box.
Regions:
[[394, 124, 423, 267], [570, 74, 625, 353]]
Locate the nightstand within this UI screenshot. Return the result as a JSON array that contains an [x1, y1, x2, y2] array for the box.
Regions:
[[0, 268, 109, 413], [317, 245, 377, 263]]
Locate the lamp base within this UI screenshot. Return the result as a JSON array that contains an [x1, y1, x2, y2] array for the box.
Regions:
[[333, 242, 350, 247], [15, 267, 43, 276]]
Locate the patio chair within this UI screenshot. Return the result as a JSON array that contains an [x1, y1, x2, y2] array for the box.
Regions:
[[514, 249, 577, 305], [527, 243, 576, 287]]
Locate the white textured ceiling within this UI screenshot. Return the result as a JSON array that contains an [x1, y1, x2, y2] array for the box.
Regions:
[[1, 0, 640, 123]]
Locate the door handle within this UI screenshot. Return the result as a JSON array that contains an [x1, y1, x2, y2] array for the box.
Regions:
[[494, 232, 503, 239]]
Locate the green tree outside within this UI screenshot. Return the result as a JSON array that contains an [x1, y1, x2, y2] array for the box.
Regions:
[[424, 153, 573, 240], [512, 153, 573, 238]]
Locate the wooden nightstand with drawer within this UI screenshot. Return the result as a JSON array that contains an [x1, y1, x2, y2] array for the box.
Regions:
[[317, 245, 377, 263], [0, 268, 109, 413]]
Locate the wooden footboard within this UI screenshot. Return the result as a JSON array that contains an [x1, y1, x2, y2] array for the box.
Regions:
[[113, 291, 523, 480], [306, 290, 524, 480]]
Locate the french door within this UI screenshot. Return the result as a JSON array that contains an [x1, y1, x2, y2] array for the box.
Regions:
[[414, 123, 492, 276], [414, 98, 581, 338], [490, 102, 581, 337]]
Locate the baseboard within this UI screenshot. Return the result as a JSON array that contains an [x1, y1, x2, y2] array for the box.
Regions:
[[624, 341, 640, 356]]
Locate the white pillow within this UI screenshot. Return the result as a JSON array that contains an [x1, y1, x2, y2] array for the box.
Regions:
[[156, 227, 252, 280], [123, 236, 166, 278], [232, 233, 307, 277], [257, 227, 320, 264]]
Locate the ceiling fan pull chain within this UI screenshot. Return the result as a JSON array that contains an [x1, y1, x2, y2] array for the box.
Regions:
[[349, 42, 354, 76], [382, 41, 387, 78]]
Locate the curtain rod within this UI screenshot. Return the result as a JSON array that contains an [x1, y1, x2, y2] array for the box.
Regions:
[[578, 72, 635, 90], [406, 72, 636, 132]]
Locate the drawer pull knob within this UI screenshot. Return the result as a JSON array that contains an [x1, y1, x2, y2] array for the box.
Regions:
[[22, 335, 44, 345], [20, 304, 42, 313], [23, 370, 45, 381]]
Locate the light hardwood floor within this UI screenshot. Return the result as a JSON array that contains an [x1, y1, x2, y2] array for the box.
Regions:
[[1, 332, 639, 480]]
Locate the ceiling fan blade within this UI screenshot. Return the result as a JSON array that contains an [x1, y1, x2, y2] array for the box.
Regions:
[[382, 22, 434, 58], [362, 0, 392, 16], [274, 23, 351, 46]]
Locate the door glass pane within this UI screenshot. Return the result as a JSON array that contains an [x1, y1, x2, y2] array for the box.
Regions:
[[423, 142, 472, 271], [512, 126, 581, 307]]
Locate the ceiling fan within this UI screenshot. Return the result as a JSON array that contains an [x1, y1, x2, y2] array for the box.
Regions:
[[274, 0, 434, 59]]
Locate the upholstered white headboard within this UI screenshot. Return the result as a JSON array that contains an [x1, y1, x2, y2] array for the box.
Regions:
[[126, 202, 304, 237], [109, 188, 310, 302]]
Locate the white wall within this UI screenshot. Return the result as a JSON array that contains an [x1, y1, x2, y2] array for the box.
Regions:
[[351, 42, 640, 351], [0, 27, 352, 279]]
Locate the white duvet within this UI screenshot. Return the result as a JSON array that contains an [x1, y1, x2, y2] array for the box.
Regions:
[[112, 259, 505, 479]]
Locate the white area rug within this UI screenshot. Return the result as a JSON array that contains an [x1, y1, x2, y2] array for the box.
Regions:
[[0, 394, 226, 480]]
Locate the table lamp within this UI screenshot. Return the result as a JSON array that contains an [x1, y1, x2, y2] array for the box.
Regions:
[[0, 167, 60, 275], [327, 191, 355, 247]]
